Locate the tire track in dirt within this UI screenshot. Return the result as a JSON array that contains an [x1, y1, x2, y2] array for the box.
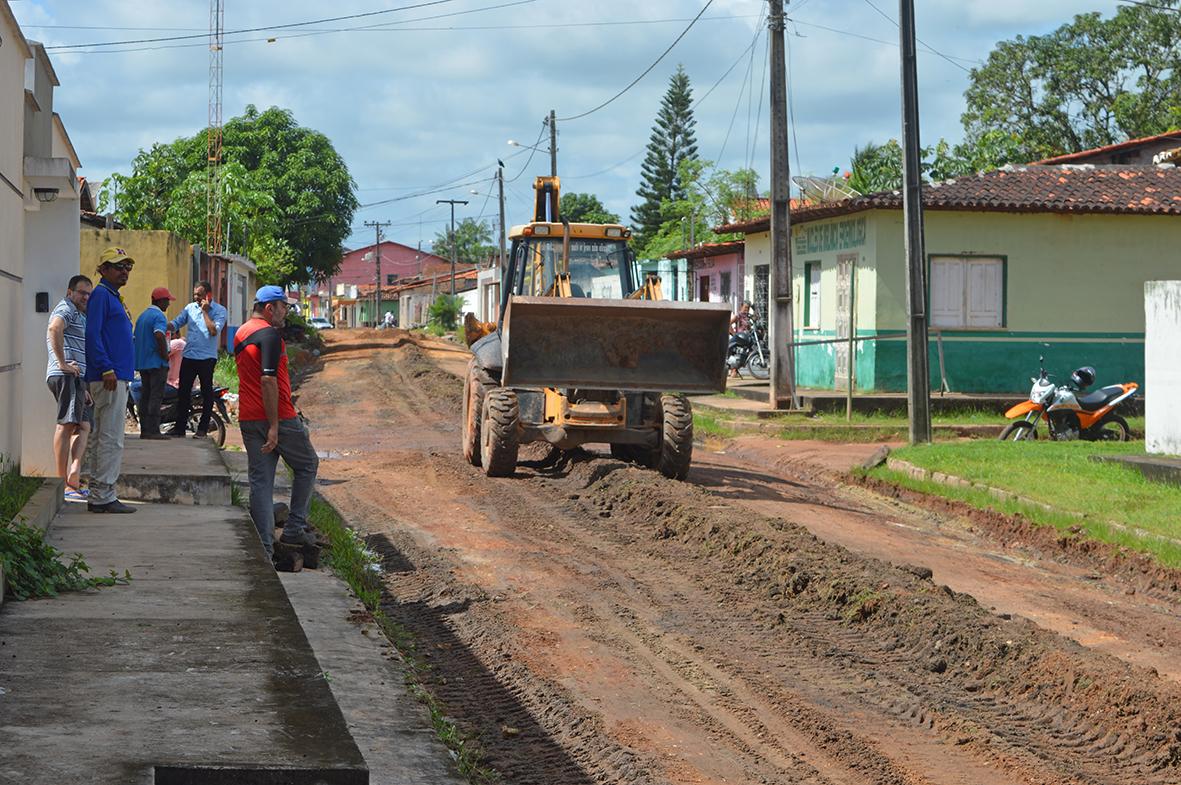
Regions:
[[302, 331, 1181, 785]]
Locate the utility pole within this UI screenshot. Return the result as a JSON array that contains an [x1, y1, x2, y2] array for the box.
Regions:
[[767, 0, 798, 409], [497, 161, 507, 272], [899, 0, 932, 443], [436, 199, 468, 295], [364, 220, 391, 326], [548, 109, 558, 177]]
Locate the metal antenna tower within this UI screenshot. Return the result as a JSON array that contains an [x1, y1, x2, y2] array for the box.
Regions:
[[206, 0, 225, 255]]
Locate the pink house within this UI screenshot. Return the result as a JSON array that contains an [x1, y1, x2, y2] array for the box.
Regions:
[[667, 241, 746, 311], [334, 240, 451, 288]]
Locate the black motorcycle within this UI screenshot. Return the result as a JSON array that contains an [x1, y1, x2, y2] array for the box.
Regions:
[[126, 384, 231, 447], [725, 315, 770, 380]]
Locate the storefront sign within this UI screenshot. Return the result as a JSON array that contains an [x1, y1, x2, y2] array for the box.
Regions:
[[794, 217, 866, 254]]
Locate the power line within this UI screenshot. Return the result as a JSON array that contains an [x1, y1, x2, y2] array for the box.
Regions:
[[860, 0, 970, 73], [557, 0, 715, 122], [717, 9, 765, 164], [504, 121, 549, 183], [49, 1, 537, 54], [747, 23, 770, 172], [786, 31, 802, 176]]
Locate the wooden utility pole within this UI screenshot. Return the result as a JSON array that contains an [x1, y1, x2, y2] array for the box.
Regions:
[[548, 109, 558, 177], [436, 199, 469, 295], [767, 0, 798, 409], [497, 163, 508, 274], [899, 0, 932, 443], [364, 220, 390, 325]]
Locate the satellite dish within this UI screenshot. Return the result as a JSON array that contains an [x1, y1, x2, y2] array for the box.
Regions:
[[792, 175, 860, 203]]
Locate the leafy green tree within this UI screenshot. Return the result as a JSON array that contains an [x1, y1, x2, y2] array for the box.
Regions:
[[632, 64, 700, 246], [431, 217, 494, 268], [846, 139, 986, 194], [428, 294, 464, 331], [637, 161, 758, 260], [962, 2, 1181, 162], [98, 105, 357, 284], [560, 192, 620, 224]]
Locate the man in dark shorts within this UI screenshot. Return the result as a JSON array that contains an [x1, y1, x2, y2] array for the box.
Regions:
[[234, 285, 320, 559], [46, 275, 93, 500]]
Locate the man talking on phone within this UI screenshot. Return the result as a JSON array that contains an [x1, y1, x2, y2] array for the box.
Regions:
[[168, 280, 227, 438]]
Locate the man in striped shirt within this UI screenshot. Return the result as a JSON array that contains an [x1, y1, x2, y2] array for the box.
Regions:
[[46, 275, 93, 499]]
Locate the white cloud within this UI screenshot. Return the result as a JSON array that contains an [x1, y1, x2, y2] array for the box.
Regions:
[[11, 0, 1128, 248]]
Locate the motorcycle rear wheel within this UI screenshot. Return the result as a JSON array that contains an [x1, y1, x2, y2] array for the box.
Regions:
[[1092, 414, 1130, 442], [998, 421, 1038, 441], [185, 411, 227, 448], [747, 353, 770, 380]]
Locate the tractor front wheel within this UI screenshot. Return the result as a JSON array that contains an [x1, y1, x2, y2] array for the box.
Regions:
[[655, 394, 693, 480], [480, 388, 520, 477], [462, 360, 493, 466]]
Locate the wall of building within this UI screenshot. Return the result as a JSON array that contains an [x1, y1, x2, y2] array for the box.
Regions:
[[80, 229, 193, 323], [0, 6, 31, 464], [335, 241, 449, 287], [1145, 281, 1181, 455], [20, 194, 80, 475], [871, 210, 1181, 392]]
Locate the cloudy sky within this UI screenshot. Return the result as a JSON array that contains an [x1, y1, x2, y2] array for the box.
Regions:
[[12, 0, 1125, 252]]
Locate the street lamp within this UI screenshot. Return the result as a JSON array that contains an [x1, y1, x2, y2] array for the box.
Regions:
[[508, 109, 558, 177]]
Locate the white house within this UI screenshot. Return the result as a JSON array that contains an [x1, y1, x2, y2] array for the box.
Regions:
[[0, 11, 82, 475]]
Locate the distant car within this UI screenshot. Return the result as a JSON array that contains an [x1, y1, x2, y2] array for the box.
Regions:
[[308, 317, 334, 330]]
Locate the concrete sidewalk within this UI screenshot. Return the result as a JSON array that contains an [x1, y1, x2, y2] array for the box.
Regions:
[[0, 437, 367, 784]]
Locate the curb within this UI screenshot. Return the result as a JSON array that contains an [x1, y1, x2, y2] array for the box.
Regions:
[[882, 457, 1181, 550], [1, 478, 63, 609]]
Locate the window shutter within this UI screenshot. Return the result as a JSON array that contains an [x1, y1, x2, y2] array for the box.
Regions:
[[930, 258, 964, 327], [966, 260, 1003, 327]]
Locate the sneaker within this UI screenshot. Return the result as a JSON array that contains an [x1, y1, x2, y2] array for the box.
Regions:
[[64, 488, 88, 502], [278, 529, 319, 548], [192, 431, 208, 439], [88, 500, 137, 514]]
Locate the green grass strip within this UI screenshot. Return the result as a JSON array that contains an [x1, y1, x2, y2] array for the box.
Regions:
[[308, 496, 500, 784], [868, 440, 1181, 569]]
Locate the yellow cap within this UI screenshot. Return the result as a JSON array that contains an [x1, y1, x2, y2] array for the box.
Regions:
[[99, 247, 136, 266]]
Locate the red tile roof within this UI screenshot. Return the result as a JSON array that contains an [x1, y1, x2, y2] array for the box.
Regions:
[[666, 241, 745, 260], [1031, 130, 1181, 165], [716, 165, 1181, 234]]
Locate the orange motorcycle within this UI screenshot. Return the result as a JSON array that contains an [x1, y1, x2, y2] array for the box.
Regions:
[[1000, 360, 1137, 442]]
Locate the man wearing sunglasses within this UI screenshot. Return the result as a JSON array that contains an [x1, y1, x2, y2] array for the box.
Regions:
[[83, 248, 138, 514]]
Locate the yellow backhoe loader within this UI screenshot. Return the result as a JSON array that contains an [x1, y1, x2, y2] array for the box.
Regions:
[[461, 176, 730, 479]]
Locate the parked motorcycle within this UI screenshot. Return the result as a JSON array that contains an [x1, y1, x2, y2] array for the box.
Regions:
[[999, 358, 1137, 442], [126, 383, 232, 448], [726, 311, 770, 380]]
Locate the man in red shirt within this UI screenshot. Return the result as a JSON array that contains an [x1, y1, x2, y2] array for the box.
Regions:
[[234, 286, 319, 558]]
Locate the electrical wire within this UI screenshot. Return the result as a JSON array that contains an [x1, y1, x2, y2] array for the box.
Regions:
[[557, 0, 715, 122], [717, 8, 765, 164], [747, 25, 770, 172], [43, 0, 457, 50], [860, 0, 971, 73], [504, 122, 549, 183], [786, 31, 802, 175], [49, 1, 537, 55]]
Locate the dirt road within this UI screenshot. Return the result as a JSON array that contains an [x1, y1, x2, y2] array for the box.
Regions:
[[300, 330, 1181, 785]]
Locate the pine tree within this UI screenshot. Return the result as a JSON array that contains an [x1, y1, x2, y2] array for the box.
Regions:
[[631, 65, 699, 248]]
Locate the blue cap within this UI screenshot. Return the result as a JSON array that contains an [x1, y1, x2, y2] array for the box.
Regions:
[[255, 285, 297, 305]]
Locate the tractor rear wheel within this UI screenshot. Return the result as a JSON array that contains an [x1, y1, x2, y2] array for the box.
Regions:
[[655, 394, 693, 480], [481, 388, 520, 477], [462, 359, 493, 466]]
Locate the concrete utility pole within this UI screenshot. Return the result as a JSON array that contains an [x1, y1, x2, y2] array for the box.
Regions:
[[436, 199, 468, 295], [767, 0, 798, 409], [548, 109, 558, 177], [497, 161, 507, 272], [364, 220, 390, 325], [899, 0, 932, 443]]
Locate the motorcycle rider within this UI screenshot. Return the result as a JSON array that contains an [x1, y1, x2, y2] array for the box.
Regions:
[[728, 302, 753, 378]]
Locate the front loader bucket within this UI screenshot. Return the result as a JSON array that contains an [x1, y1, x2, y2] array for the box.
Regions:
[[501, 296, 731, 393]]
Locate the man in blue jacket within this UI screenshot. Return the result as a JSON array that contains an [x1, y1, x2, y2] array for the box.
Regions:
[[84, 248, 137, 514], [168, 280, 227, 438]]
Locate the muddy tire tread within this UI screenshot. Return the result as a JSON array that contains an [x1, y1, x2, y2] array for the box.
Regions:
[[481, 388, 520, 477], [656, 394, 693, 480]]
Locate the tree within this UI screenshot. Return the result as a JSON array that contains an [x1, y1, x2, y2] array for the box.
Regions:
[[637, 161, 759, 260], [632, 64, 700, 245], [962, 2, 1181, 162], [431, 217, 494, 268], [846, 139, 985, 194], [560, 192, 620, 224], [98, 105, 358, 284]]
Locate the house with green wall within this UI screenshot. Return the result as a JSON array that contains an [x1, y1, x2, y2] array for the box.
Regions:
[[722, 164, 1181, 393]]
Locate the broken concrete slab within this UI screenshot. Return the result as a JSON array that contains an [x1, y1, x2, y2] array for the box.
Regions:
[[116, 437, 231, 505]]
